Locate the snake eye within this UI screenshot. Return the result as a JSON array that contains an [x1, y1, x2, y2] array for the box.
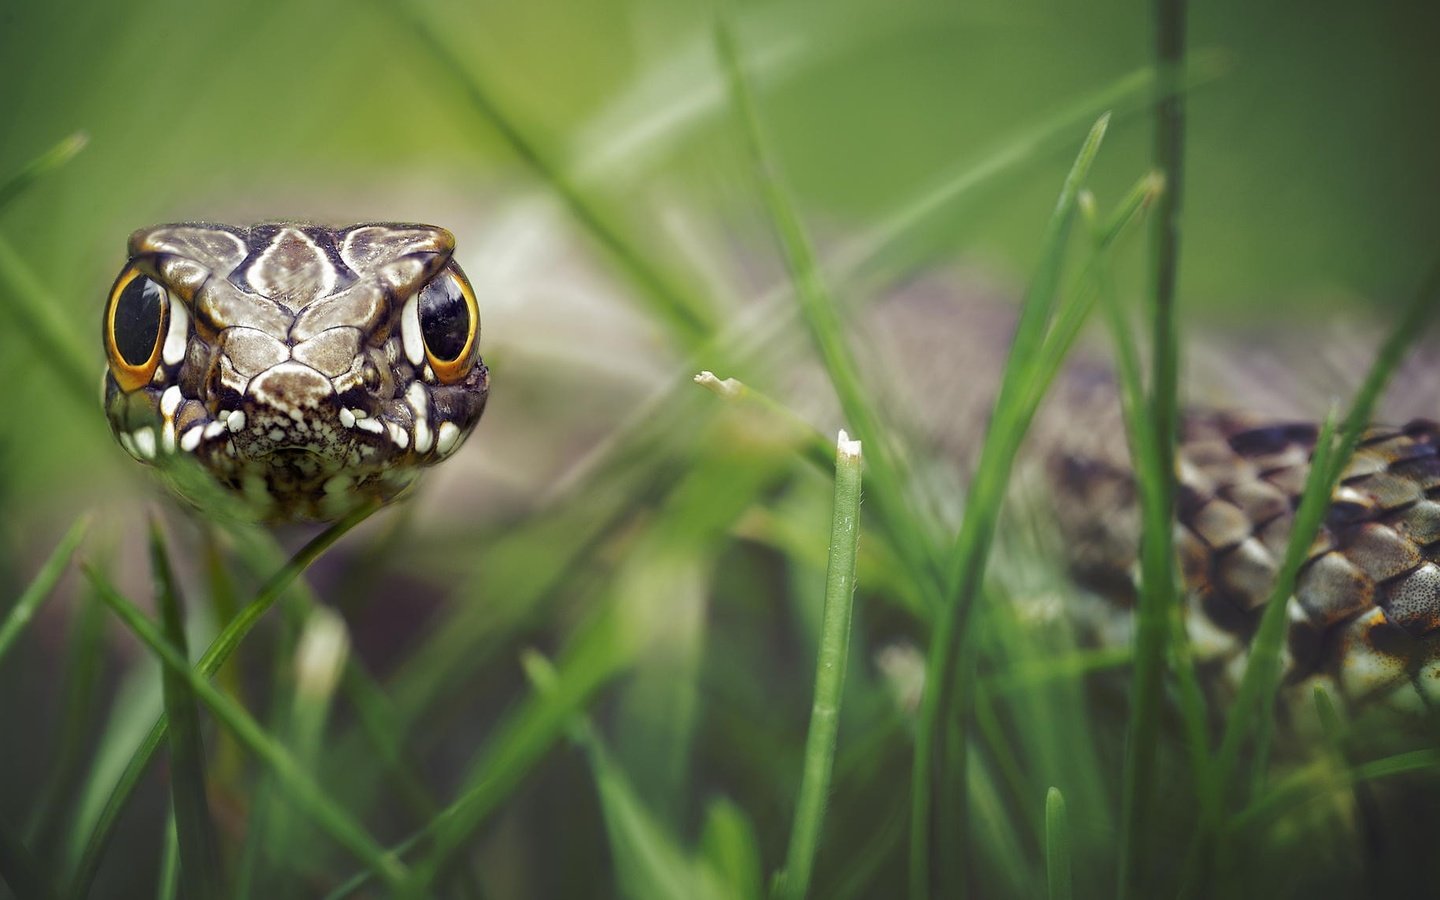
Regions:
[[410, 267, 480, 384], [104, 267, 170, 392]]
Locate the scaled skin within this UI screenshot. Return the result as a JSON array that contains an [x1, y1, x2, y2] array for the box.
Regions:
[[102, 222, 490, 522]]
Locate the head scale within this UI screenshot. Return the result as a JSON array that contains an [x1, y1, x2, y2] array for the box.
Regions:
[[102, 222, 490, 521]]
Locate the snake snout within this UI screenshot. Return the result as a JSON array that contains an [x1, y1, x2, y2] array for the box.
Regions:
[[232, 361, 350, 459]]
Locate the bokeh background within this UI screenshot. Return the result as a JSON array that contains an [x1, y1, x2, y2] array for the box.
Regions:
[[2, 0, 1438, 897]]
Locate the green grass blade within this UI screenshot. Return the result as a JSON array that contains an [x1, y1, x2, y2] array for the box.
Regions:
[[0, 235, 94, 408], [155, 812, 179, 900], [376, 0, 716, 347], [0, 812, 57, 900], [66, 502, 378, 900], [715, 11, 944, 592], [1045, 788, 1072, 900], [81, 565, 409, 890], [149, 521, 223, 900], [272, 607, 350, 872], [1116, 2, 1189, 893], [774, 432, 864, 900], [0, 132, 87, 214], [0, 515, 88, 665], [401, 599, 636, 893], [26, 580, 105, 859], [911, 114, 1109, 900], [700, 799, 764, 900], [1231, 749, 1440, 833]]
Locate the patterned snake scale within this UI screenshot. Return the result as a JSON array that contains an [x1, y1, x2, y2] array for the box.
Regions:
[[101, 223, 490, 522], [1050, 409, 1440, 715]]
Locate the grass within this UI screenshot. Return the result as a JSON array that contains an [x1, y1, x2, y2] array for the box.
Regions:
[[2, 2, 1438, 899]]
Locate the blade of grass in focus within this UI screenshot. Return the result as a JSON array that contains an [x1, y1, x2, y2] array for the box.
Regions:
[[0, 515, 88, 665], [911, 114, 1110, 900], [81, 566, 409, 891], [150, 522, 223, 900], [773, 432, 863, 900]]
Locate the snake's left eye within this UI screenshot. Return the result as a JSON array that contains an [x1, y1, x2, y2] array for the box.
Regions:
[[406, 267, 480, 384], [104, 267, 170, 392]]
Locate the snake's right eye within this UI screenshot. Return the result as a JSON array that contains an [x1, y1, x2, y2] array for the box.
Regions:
[[104, 266, 170, 392]]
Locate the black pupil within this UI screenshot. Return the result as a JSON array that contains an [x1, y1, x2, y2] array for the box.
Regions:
[[418, 275, 470, 363], [113, 275, 165, 366]]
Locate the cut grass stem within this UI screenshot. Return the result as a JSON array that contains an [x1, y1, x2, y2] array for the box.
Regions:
[[774, 432, 864, 900]]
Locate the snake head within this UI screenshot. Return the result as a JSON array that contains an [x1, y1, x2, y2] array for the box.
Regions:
[[101, 222, 490, 522]]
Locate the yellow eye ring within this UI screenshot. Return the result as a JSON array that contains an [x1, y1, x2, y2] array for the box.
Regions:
[[417, 267, 480, 384], [104, 266, 169, 392]]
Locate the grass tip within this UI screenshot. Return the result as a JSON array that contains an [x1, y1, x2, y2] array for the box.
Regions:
[[695, 370, 747, 399], [836, 429, 862, 459]]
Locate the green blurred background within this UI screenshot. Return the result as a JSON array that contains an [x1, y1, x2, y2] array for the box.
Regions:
[[2, 0, 1438, 896]]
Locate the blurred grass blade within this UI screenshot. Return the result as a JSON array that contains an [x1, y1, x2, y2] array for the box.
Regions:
[[155, 808, 179, 900], [1232, 749, 1440, 833], [150, 521, 223, 900], [0, 515, 88, 665], [0, 812, 57, 900], [700, 799, 764, 900], [774, 432, 864, 900], [715, 10, 944, 593], [67, 502, 377, 900], [1117, 0, 1189, 891], [911, 114, 1109, 900], [0, 235, 94, 409], [1045, 788, 1072, 900], [26, 580, 105, 859], [402, 598, 635, 893], [0, 131, 87, 214], [265, 606, 350, 876], [377, 0, 716, 347], [522, 649, 728, 900], [81, 565, 409, 890]]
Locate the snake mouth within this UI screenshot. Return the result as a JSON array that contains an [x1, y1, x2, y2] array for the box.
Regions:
[[224, 362, 357, 464]]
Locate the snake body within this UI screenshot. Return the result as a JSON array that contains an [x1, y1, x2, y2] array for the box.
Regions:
[[101, 222, 489, 522], [1051, 411, 1440, 713]]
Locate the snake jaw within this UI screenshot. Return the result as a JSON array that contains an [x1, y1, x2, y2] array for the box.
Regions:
[[102, 222, 489, 522]]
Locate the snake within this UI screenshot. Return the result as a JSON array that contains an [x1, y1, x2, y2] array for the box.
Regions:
[[1047, 409, 1440, 715], [99, 224, 1440, 713], [101, 222, 490, 522]]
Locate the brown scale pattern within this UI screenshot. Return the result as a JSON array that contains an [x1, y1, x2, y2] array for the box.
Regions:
[[1159, 414, 1440, 710]]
